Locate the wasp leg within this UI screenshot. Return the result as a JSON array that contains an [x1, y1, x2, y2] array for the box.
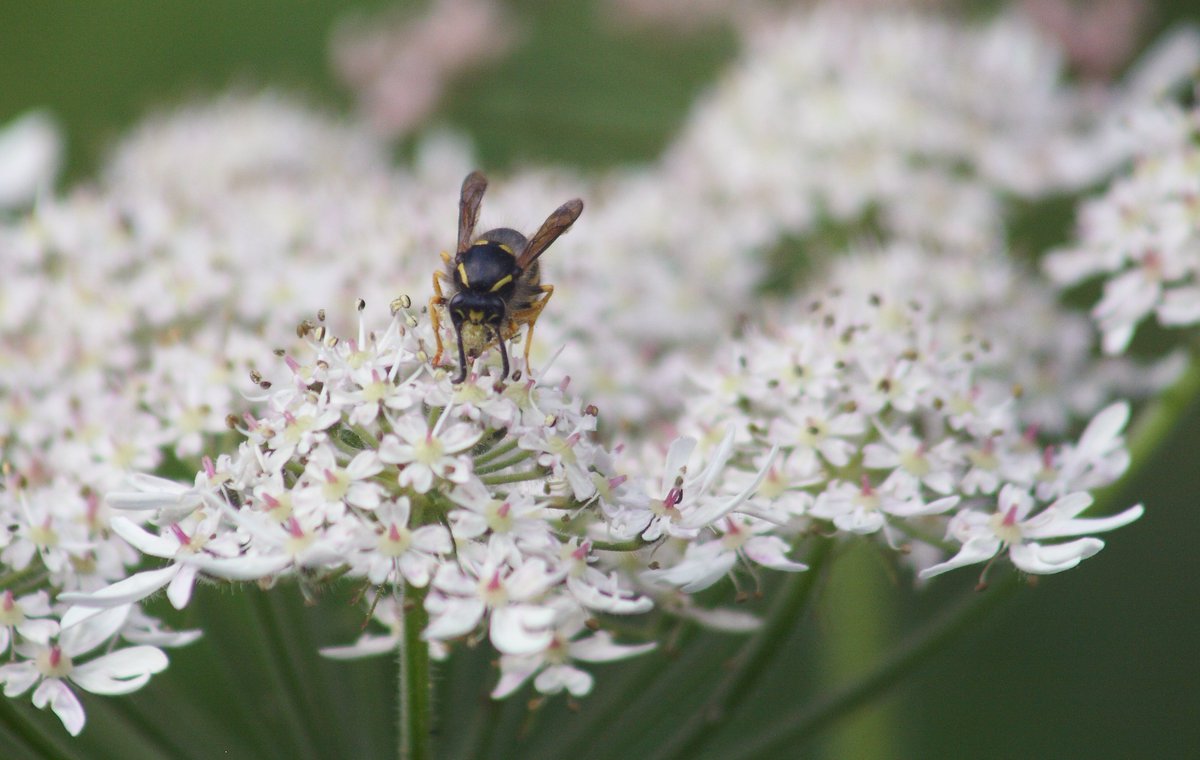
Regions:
[[510, 284, 554, 376], [429, 264, 453, 367]]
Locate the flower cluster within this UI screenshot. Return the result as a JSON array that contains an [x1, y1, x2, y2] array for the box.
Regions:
[[56, 302, 778, 709], [0, 2, 1182, 738], [673, 279, 1144, 583], [1045, 99, 1200, 354]]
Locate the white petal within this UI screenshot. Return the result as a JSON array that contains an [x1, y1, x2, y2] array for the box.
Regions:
[[1009, 538, 1103, 574], [918, 536, 1001, 579], [489, 605, 555, 655], [1025, 504, 1144, 539], [423, 598, 485, 641], [33, 679, 85, 736], [569, 633, 655, 663], [566, 575, 652, 615], [59, 565, 179, 613], [0, 110, 60, 208], [0, 662, 40, 696], [320, 634, 400, 660], [1159, 286, 1200, 325], [188, 554, 292, 580], [662, 437, 698, 494], [491, 656, 541, 699], [167, 564, 200, 609], [743, 536, 808, 572], [61, 605, 131, 657], [534, 664, 593, 697], [109, 517, 178, 557], [70, 646, 168, 695]]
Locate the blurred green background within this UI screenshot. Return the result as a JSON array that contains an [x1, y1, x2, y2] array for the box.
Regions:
[[2, 1, 1198, 758]]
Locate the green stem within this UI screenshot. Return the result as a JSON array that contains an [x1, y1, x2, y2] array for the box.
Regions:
[[589, 537, 652, 552], [399, 582, 432, 760], [1094, 349, 1200, 511], [648, 537, 834, 760], [727, 574, 1020, 760], [480, 468, 548, 486], [473, 438, 519, 465], [472, 451, 534, 475]]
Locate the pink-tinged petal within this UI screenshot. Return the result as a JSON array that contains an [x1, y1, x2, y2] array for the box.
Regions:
[[109, 517, 179, 557], [534, 664, 592, 697], [61, 606, 131, 657], [1009, 538, 1104, 574], [743, 536, 808, 572], [491, 656, 541, 699], [423, 598, 486, 641], [918, 536, 1002, 579], [568, 633, 655, 663], [321, 635, 401, 660], [70, 646, 167, 695], [0, 662, 40, 696], [489, 605, 555, 655], [167, 564, 200, 609], [59, 565, 179, 613], [188, 554, 292, 580], [33, 679, 85, 736]]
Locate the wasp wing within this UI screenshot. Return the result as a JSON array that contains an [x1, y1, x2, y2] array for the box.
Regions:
[[516, 198, 583, 271], [457, 171, 489, 257]]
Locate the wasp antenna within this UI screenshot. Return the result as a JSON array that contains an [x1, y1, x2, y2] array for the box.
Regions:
[[452, 328, 470, 385], [495, 326, 511, 381]]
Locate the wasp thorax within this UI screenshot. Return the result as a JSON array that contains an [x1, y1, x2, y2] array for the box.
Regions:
[[456, 240, 522, 297]]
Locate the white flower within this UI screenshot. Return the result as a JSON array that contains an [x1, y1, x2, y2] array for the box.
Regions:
[[0, 606, 167, 736], [379, 414, 479, 493], [491, 603, 654, 699], [920, 485, 1144, 578], [424, 539, 563, 655]]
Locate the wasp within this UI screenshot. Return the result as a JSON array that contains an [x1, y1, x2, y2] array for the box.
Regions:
[[430, 171, 583, 384]]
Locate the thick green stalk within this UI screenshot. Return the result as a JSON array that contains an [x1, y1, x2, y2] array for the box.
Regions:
[[727, 574, 1020, 760], [1094, 349, 1200, 511], [648, 537, 833, 760], [399, 583, 432, 760]]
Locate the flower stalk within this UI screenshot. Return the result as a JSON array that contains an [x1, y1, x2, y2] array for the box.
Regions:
[[399, 582, 432, 760]]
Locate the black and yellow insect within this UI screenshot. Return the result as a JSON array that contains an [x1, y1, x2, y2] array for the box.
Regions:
[[430, 171, 583, 383]]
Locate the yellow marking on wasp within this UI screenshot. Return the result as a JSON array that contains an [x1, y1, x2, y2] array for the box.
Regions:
[[457, 263, 470, 287], [469, 309, 484, 322], [498, 243, 514, 255], [489, 274, 514, 292], [473, 239, 488, 246]]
